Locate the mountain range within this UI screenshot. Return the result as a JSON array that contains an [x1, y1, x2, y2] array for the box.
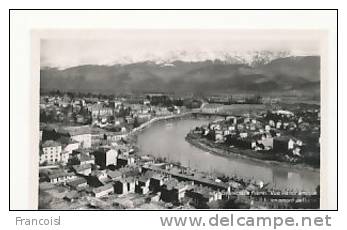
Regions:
[[40, 55, 320, 96]]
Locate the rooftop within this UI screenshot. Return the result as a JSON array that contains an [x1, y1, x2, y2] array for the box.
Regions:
[[47, 171, 74, 179], [107, 170, 122, 179], [72, 163, 92, 171], [67, 177, 87, 187], [92, 183, 113, 194], [90, 170, 107, 178], [42, 140, 61, 148]]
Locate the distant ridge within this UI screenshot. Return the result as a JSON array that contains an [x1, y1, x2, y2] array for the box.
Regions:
[[40, 56, 320, 96]]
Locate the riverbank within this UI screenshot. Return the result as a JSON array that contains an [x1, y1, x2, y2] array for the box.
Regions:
[[185, 133, 320, 173]]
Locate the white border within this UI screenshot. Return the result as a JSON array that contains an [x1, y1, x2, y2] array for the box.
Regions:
[[10, 10, 337, 210]]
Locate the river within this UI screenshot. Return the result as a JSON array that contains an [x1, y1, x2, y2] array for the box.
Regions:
[[136, 118, 320, 192]]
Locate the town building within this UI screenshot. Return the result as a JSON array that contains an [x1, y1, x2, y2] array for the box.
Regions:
[[186, 187, 222, 208], [117, 155, 135, 168], [72, 163, 92, 176], [68, 149, 95, 165], [106, 170, 122, 181], [92, 147, 118, 169], [149, 174, 166, 192], [88, 103, 114, 119], [89, 169, 110, 187], [135, 176, 151, 194], [92, 184, 114, 198], [40, 140, 62, 164], [160, 179, 189, 204], [47, 171, 76, 184], [114, 178, 136, 194], [66, 177, 88, 189]]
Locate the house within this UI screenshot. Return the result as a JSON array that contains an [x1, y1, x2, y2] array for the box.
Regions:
[[92, 184, 114, 198], [40, 140, 62, 165], [107, 133, 128, 142], [201, 104, 222, 114], [72, 164, 92, 176], [136, 113, 151, 123], [114, 117, 125, 126], [274, 110, 294, 117], [239, 132, 248, 138], [125, 116, 135, 124], [292, 146, 302, 156], [273, 136, 295, 153], [88, 103, 114, 119], [52, 137, 80, 163], [117, 155, 135, 167], [135, 176, 151, 194], [71, 148, 89, 158], [113, 145, 133, 156], [47, 171, 76, 184], [60, 151, 70, 164], [79, 153, 95, 165], [160, 179, 189, 203], [106, 170, 122, 181], [186, 187, 222, 208], [67, 177, 88, 189], [137, 176, 150, 188], [92, 147, 118, 169], [91, 169, 108, 181], [226, 116, 237, 124], [88, 169, 110, 187], [63, 140, 80, 154], [226, 135, 256, 149], [150, 174, 166, 192], [136, 185, 150, 195], [114, 178, 136, 194], [215, 132, 224, 142], [258, 133, 274, 149], [265, 125, 271, 132], [69, 149, 95, 165]]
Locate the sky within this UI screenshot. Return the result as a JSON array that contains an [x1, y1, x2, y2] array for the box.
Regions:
[[40, 30, 324, 69]]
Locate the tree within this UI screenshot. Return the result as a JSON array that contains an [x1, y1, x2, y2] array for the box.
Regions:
[[38, 190, 53, 209], [133, 117, 140, 128]]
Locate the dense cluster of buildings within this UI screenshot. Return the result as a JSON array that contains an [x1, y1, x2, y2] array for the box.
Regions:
[[39, 92, 185, 166], [39, 92, 320, 209], [38, 100, 270, 209], [191, 108, 320, 161], [40, 93, 182, 130], [40, 153, 266, 209]]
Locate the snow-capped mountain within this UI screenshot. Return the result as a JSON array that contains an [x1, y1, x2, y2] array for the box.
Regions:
[[101, 50, 294, 67], [41, 54, 320, 96]]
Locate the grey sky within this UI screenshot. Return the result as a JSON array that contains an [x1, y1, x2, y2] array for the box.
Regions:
[[40, 30, 324, 69]]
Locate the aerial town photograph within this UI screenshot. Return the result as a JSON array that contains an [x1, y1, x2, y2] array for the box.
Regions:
[[38, 30, 321, 210]]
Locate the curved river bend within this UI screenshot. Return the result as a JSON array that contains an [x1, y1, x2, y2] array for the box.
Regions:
[[136, 119, 320, 192]]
